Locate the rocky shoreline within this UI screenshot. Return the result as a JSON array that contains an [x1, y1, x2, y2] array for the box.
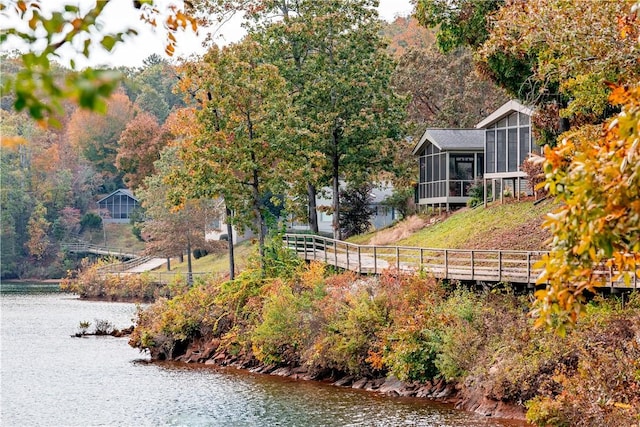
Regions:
[[170, 337, 529, 423]]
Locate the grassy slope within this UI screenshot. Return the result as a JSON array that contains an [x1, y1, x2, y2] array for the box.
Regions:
[[397, 198, 555, 251], [166, 241, 254, 276], [81, 223, 146, 252]]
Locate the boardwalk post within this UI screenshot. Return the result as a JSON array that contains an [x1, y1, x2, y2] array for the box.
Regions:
[[527, 252, 531, 284], [374, 247, 377, 275], [325, 239, 328, 264], [471, 250, 475, 281], [313, 236, 317, 260], [304, 236, 308, 260], [420, 248, 424, 267], [334, 240, 338, 269], [498, 251, 503, 282], [346, 245, 350, 271], [444, 249, 448, 278], [358, 246, 362, 275]]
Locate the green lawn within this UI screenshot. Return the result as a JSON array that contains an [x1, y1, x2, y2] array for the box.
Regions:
[[165, 241, 255, 276], [396, 199, 554, 249]]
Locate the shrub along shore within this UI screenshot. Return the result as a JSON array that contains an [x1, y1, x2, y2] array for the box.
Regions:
[[63, 240, 640, 427]]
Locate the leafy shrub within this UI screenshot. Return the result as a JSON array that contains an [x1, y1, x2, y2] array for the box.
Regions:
[[60, 258, 173, 302], [319, 288, 389, 376], [80, 212, 102, 231], [193, 248, 208, 259], [93, 319, 114, 335], [377, 270, 444, 381], [339, 184, 374, 238], [251, 280, 317, 365], [466, 179, 485, 208], [434, 289, 486, 381]]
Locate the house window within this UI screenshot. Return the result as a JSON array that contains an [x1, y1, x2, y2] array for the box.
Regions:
[[419, 144, 447, 200], [449, 154, 474, 196]]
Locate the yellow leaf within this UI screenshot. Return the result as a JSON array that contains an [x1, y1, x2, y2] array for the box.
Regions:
[[0, 136, 27, 149]]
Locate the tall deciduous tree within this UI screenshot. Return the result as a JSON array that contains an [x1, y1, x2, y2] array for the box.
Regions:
[[116, 111, 166, 190], [393, 46, 507, 128], [25, 202, 51, 260], [414, 0, 504, 53], [174, 38, 292, 273], [479, 0, 640, 124], [138, 145, 221, 281], [66, 92, 135, 191], [247, 0, 407, 239]]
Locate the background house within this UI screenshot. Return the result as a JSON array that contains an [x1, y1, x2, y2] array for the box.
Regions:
[[204, 199, 255, 245], [287, 183, 398, 236], [413, 129, 484, 210], [97, 189, 140, 223]]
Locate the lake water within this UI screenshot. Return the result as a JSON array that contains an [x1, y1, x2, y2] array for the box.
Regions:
[[1, 283, 525, 426]]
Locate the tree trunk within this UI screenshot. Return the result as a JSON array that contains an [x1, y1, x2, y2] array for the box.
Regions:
[[225, 205, 235, 280], [166, 257, 171, 271], [307, 182, 319, 234], [186, 237, 193, 285], [332, 131, 341, 240]]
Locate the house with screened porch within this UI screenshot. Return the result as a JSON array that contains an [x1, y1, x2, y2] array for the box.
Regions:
[[414, 100, 540, 211], [97, 188, 140, 223]]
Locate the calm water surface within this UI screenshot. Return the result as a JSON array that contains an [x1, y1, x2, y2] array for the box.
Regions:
[[1, 283, 524, 427]]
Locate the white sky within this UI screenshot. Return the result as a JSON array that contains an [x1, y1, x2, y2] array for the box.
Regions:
[[1, 0, 414, 69]]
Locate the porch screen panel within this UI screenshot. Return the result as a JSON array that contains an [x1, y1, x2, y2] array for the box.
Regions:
[[519, 127, 530, 165], [497, 129, 506, 172], [434, 153, 440, 185], [486, 130, 495, 174], [508, 128, 518, 171]]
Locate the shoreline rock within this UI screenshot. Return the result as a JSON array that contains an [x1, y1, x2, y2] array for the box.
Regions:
[[170, 339, 528, 424]]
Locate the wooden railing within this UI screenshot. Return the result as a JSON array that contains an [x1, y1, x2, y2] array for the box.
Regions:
[[283, 233, 639, 289], [96, 256, 154, 273]]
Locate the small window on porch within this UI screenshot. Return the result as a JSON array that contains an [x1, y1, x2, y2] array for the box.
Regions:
[[449, 155, 474, 197]]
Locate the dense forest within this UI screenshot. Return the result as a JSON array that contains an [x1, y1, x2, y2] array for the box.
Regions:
[[1, 9, 507, 280], [1, 54, 187, 278]]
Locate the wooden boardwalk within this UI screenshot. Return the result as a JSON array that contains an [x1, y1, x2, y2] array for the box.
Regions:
[[62, 242, 139, 259], [283, 234, 639, 290]]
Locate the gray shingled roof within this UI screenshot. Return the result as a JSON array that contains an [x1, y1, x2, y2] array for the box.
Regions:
[[412, 128, 484, 154]]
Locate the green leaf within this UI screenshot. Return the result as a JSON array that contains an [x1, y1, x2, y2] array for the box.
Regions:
[[100, 35, 117, 51]]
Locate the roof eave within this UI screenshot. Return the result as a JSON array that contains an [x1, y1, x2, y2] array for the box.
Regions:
[[475, 100, 534, 129]]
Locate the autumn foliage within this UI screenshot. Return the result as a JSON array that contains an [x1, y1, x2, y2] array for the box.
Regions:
[[535, 84, 640, 332]]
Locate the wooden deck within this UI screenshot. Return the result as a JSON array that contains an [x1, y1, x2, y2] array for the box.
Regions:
[[283, 234, 639, 290]]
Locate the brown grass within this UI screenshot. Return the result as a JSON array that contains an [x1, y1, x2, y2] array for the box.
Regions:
[[368, 215, 432, 246]]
